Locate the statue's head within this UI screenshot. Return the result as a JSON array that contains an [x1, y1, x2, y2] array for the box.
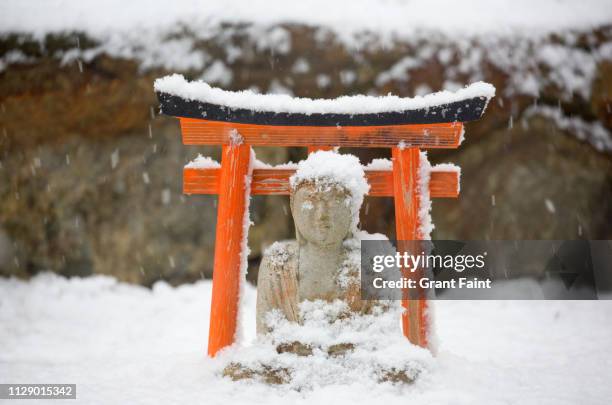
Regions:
[[289, 151, 369, 246], [291, 181, 352, 245]]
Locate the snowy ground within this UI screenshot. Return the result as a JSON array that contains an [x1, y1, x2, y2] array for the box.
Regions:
[[1, 273, 611, 404]]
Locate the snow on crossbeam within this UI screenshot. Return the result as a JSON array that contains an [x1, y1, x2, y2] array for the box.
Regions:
[[183, 166, 460, 198], [155, 75, 494, 148]]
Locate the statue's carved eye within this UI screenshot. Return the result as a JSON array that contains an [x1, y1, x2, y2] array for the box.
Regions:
[[301, 200, 314, 210]]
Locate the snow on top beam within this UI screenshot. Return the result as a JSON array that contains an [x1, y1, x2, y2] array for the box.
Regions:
[[155, 74, 494, 128]]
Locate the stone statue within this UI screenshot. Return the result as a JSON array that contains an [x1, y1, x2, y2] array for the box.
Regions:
[[256, 162, 375, 335], [223, 152, 421, 386]]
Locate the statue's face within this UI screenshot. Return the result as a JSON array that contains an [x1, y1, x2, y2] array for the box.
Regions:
[[292, 184, 352, 245]]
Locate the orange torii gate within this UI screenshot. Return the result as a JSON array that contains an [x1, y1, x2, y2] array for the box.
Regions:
[[156, 77, 493, 357]]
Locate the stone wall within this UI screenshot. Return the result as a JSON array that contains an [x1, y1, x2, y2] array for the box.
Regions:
[[1, 26, 611, 285]]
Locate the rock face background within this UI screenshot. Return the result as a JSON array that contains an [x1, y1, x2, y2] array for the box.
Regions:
[[1, 25, 611, 285]]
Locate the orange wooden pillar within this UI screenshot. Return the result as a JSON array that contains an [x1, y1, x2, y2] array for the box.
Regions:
[[207, 140, 252, 357], [391, 147, 429, 349]]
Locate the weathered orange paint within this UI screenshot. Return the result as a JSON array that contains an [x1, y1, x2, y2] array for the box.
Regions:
[[307, 146, 335, 153], [179, 118, 463, 149], [207, 142, 252, 357], [183, 167, 459, 198], [391, 147, 429, 349]]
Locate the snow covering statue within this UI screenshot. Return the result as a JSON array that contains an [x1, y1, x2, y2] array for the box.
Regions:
[[256, 151, 376, 335]]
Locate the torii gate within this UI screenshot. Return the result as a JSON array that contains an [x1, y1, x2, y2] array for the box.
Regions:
[[155, 77, 493, 357]]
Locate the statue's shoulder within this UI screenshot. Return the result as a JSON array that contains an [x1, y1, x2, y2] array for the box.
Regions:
[[260, 240, 298, 273]]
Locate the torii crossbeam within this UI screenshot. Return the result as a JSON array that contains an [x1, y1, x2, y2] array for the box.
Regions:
[[184, 166, 460, 197], [155, 74, 494, 356]]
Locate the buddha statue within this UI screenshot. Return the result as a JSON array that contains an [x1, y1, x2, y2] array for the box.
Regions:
[[222, 152, 422, 386], [256, 153, 379, 335]]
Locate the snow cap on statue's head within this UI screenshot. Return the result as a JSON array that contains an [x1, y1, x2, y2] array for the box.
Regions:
[[290, 151, 369, 235]]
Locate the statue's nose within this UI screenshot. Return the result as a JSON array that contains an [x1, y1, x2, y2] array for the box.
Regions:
[[314, 204, 329, 221]]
